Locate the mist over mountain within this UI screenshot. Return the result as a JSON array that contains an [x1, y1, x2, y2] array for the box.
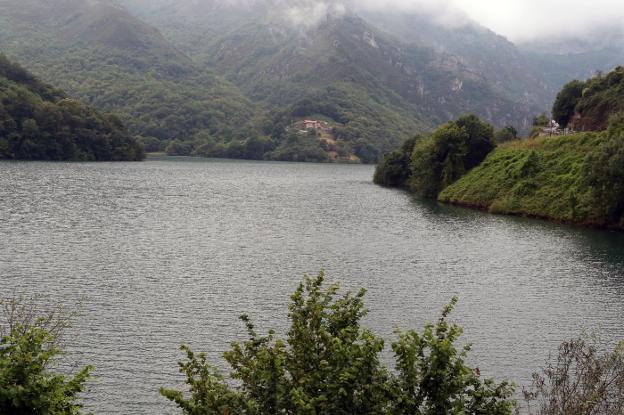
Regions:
[[1, 0, 622, 162], [122, 0, 548, 120], [124, 0, 622, 109]]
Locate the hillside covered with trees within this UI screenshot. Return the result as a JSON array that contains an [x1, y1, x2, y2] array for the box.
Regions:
[[0, 54, 143, 161], [374, 114, 496, 195], [0, 0, 257, 147], [553, 66, 624, 131], [1, 0, 621, 163], [0, 0, 560, 163], [375, 111, 624, 230], [125, 0, 543, 157]]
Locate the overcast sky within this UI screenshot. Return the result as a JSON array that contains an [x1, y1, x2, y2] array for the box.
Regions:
[[211, 0, 623, 43], [435, 0, 624, 42], [333, 0, 620, 42]]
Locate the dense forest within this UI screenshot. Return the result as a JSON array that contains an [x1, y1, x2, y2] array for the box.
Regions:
[[374, 115, 496, 195], [0, 0, 258, 153], [553, 66, 624, 130], [0, 54, 143, 161]]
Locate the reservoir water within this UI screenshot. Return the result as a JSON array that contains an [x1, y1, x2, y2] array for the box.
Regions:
[[2, 158, 624, 414]]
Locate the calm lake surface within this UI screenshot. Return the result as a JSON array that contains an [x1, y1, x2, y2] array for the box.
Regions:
[[2, 158, 624, 414]]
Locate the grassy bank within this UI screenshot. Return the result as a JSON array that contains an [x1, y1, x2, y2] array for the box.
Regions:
[[438, 133, 621, 229]]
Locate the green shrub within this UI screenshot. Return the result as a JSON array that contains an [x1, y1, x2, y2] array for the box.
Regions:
[[0, 297, 93, 415], [166, 140, 193, 156], [552, 80, 584, 127], [139, 136, 162, 152], [495, 126, 518, 143], [161, 272, 515, 415]]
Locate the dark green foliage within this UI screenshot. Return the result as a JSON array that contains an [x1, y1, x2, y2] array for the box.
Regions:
[[550, 67, 624, 131], [0, 325, 92, 414], [495, 126, 518, 143], [162, 272, 515, 415], [375, 115, 495, 197], [0, 54, 143, 161], [410, 115, 494, 197], [373, 137, 418, 187], [390, 298, 515, 415], [265, 132, 329, 163], [532, 113, 549, 127], [138, 136, 162, 152], [0, 298, 93, 415], [454, 114, 496, 170], [552, 80, 584, 126], [166, 140, 193, 157], [581, 113, 624, 224], [409, 136, 442, 197], [189, 134, 275, 161]]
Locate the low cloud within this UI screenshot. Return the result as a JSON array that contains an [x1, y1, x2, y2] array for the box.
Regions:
[[440, 0, 624, 43], [184, 0, 624, 44], [282, 2, 346, 28], [272, 0, 468, 30]]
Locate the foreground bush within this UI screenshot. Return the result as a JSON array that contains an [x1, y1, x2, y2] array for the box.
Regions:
[[524, 336, 624, 415], [161, 272, 515, 414], [0, 297, 92, 415]]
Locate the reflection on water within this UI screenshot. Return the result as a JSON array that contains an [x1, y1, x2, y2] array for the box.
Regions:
[[1, 159, 624, 414]]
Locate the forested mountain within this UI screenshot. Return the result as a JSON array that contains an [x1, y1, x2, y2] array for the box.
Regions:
[[1, 0, 621, 163], [0, 0, 256, 142], [120, 0, 624, 124], [0, 54, 143, 160], [119, 0, 546, 161], [208, 15, 534, 124]]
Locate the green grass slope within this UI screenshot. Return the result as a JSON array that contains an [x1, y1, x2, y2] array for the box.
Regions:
[[438, 133, 621, 228]]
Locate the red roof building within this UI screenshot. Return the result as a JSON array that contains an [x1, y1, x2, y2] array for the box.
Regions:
[[303, 120, 323, 130]]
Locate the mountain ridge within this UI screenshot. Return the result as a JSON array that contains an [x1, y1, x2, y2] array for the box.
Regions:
[[0, 0, 257, 141]]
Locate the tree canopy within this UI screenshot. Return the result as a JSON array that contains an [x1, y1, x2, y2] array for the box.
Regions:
[[161, 272, 515, 415], [0, 297, 93, 415], [0, 54, 144, 161], [552, 67, 624, 131], [375, 115, 495, 197]]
